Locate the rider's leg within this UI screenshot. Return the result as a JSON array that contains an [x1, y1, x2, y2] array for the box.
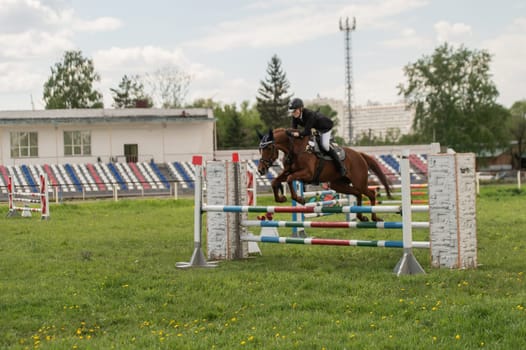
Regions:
[[320, 131, 346, 176]]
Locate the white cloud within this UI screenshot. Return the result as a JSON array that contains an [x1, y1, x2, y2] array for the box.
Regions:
[[0, 29, 73, 59], [382, 27, 432, 48], [93, 46, 186, 73], [434, 20, 472, 44], [184, 0, 429, 52], [72, 17, 122, 32], [92, 45, 242, 106], [483, 17, 526, 106], [0, 62, 45, 93], [0, 0, 123, 101]]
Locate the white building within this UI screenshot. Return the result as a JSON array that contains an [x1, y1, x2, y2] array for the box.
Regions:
[[0, 108, 215, 166], [306, 97, 415, 144], [352, 103, 415, 142]]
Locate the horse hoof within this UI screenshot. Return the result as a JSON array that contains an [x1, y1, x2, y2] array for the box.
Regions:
[[277, 196, 287, 203]]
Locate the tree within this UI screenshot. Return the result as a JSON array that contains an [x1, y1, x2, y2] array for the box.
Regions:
[[509, 100, 526, 169], [398, 43, 509, 154], [256, 54, 292, 128], [43, 50, 103, 109], [110, 75, 152, 108], [142, 66, 191, 108], [187, 98, 264, 149]]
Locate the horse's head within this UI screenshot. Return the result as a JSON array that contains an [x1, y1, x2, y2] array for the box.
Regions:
[[257, 129, 278, 176]]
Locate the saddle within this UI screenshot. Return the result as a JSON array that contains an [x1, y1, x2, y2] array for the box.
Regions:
[[306, 134, 346, 160]]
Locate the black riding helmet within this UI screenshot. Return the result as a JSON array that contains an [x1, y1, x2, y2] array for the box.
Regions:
[[288, 98, 304, 111]]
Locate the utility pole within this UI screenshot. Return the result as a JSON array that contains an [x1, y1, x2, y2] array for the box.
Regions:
[[339, 16, 356, 144]]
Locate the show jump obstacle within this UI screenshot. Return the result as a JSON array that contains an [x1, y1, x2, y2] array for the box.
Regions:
[[177, 151, 477, 274], [7, 175, 50, 220]]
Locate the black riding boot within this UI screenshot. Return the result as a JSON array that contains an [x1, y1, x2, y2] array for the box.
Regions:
[[327, 148, 346, 177]]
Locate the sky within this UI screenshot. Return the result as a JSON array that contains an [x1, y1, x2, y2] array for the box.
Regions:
[[0, 0, 525, 111]]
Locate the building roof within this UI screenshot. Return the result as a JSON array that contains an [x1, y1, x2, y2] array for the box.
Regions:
[[0, 108, 214, 125]]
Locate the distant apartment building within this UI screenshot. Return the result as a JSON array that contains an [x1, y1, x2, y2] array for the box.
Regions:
[[306, 97, 415, 144]]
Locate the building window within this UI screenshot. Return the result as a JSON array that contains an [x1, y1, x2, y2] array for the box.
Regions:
[[64, 131, 91, 156], [10, 131, 38, 158]]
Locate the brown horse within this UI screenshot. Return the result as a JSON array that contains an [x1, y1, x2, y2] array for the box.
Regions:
[[257, 128, 392, 222]]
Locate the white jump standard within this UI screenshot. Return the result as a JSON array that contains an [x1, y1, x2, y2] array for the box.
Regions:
[[7, 175, 50, 220]]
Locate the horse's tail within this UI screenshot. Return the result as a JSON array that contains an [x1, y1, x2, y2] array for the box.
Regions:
[[360, 152, 393, 199]]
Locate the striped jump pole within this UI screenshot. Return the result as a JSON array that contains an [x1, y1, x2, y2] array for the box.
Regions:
[[241, 235, 430, 249], [241, 220, 429, 229], [203, 204, 429, 214], [301, 189, 337, 197], [369, 183, 428, 190]]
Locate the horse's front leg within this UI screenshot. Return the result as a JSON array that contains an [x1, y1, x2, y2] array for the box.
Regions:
[[271, 173, 289, 203], [285, 170, 313, 205], [285, 179, 304, 205]]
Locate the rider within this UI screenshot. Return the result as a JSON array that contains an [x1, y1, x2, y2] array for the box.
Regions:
[[288, 97, 346, 176]]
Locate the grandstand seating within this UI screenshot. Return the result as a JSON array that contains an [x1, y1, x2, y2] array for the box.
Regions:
[[0, 153, 430, 197], [172, 162, 193, 189]]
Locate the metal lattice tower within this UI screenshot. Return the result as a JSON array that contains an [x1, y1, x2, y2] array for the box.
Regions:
[[339, 17, 356, 144]]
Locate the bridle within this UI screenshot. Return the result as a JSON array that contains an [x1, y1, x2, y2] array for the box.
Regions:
[[258, 139, 277, 169], [258, 130, 297, 170]]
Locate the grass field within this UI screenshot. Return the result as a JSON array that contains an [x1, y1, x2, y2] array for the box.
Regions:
[[1, 185, 525, 349]]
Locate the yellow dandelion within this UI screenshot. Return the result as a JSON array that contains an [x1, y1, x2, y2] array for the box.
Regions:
[[455, 334, 461, 340], [240, 340, 246, 345]]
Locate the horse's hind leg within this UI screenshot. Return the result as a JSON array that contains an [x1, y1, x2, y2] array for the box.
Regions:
[[364, 188, 382, 222], [330, 182, 369, 222]]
